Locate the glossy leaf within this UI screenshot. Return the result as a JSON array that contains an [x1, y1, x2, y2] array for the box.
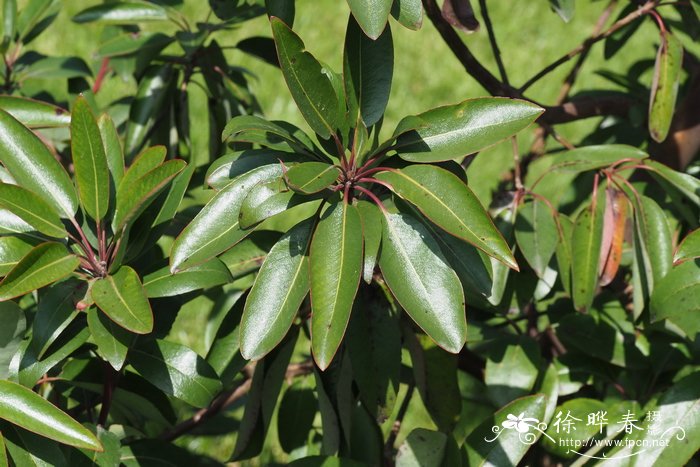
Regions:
[[277, 379, 317, 453], [97, 31, 172, 57], [29, 278, 81, 359], [87, 307, 135, 371], [221, 116, 315, 155], [377, 165, 516, 268], [92, 266, 153, 334], [0, 108, 77, 217], [271, 17, 340, 139], [649, 31, 682, 142], [286, 162, 340, 194], [240, 220, 311, 361], [343, 14, 393, 126], [143, 259, 232, 298], [392, 98, 543, 162], [650, 259, 700, 339], [549, 144, 647, 173], [396, 428, 447, 466], [130, 339, 223, 408], [347, 0, 392, 39], [113, 159, 185, 231], [515, 197, 557, 277], [206, 150, 295, 190], [391, 0, 422, 30], [0, 183, 66, 238], [206, 291, 248, 387], [0, 236, 34, 276], [124, 65, 173, 159], [18, 56, 92, 80], [0, 243, 79, 301], [239, 179, 319, 229], [0, 96, 69, 128], [633, 194, 672, 289], [310, 202, 363, 370], [73, 1, 168, 23], [71, 96, 109, 220], [170, 164, 283, 272], [0, 379, 102, 450], [555, 214, 573, 296], [97, 114, 124, 189], [357, 200, 381, 283], [571, 199, 604, 311], [646, 160, 700, 209], [379, 212, 466, 353], [0, 301, 24, 379], [674, 228, 700, 264]]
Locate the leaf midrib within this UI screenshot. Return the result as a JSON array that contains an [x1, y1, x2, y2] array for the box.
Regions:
[[100, 274, 148, 329]]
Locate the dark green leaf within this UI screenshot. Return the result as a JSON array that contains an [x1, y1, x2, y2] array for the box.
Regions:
[[646, 160, 700, 209], [548, 144, 647, 173], [0, 108, 77, 217], [221, 116, 315, 155], [92, 265, 153, 334], [87, 307, 135, 371], [571, 199, 604, 311], [0, 96, 69, 128], [649, 31, 683, 142], [674, 228, 700, 264], [651, 259, 700, 339], [286, 162, 340, 194], [72, 1, 168, 23], [0, 243, 79, 301], [206, 150, 295, 190], [485, 338, 541, 406], [310, 201, 363, 370], [515, 197, 558, 277], [0, 379, 102, 450], [392, 98, 543, 162], [343, 14, 393, 126], [0, 236, 34, 276], [18, 325, 90, 387], [238, 178, 320, 229], [270, 17, 340, 139], [288, 457, 365, 467], [206, 291, 247, 387], [379, 211, 466, 353], [265, 0, 294, 26], [549, 0, 574, 22], [0, 301, 25, 379], [29, 278, 81, 358], [19, 56, 91, 80], [0, 183, 66, 238], [98, 32, 172, 58], [219, 231, 280, 279], [377, 165, 516, 268], [130, 339, 222, 408], [97, 114, 124, 190], [396, 428, 447, 466], [555, 214, 573, 296], [71, 95, 109, 221], [347, 0, 392, 39], [170, 164, 283, 271], [357, 200, 381, 283], [143, 259, 232, 298], [277, 378, 317, 453], [2, 423, 68, 467], [239, 220, 311, 361], [391, 0, 422, 30]]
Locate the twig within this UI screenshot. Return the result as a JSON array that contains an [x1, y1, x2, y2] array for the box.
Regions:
[[92, 58, 110, 94], [478, 0, 509, 86], [520, 0, 660, 92], [160, 361, 313, 442], [421, 0, 514, 96]]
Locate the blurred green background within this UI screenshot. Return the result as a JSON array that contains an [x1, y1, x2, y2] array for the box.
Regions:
[[21, 0, 683, 464]]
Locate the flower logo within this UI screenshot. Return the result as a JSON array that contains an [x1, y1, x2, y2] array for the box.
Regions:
[[502, 413, 539, 433]]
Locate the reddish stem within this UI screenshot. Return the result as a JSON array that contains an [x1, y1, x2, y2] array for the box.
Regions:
[[92, 58, 110, 94], [355, 186, 387, 212], [357, 177, 393, 191]]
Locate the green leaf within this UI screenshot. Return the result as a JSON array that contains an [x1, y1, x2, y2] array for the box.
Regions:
[[206, 291, 247, 387], [396, 428, 447, 466], [97, 31, 172, 58], [343, 14, 393, 126], [346, 288, 401, 422], [92, 266, 153, 334], [286, 162, 340, 194], [0, 96, 69, 128], [674, 228, 700, 264], [633, 194, 673, 285], [71, 96, 110, 221], [239, 178, 320, 229], [485, 338, 542, 406], [649, 31, 683, 142], [124, 65, 173, 159], [0, 301, 25, 379], [113, 159, 185, 231], [0, 108, 77, 217], [87, 307, 135, 371], [206, 150, 296, 191], [0, 430, 7, 467], [0, 379, 102, 450], [0, 236, 34, 276], [555, 214, 573, 296], [29, 278, 81, 359], [0, 243, 79, 301], [463, 395, 546, 466], [651, 259, 700, 339], [549, 0, 574, 22], [392, 98, 543, 162], [97, 114, 124, 190], [391, 0, 422, 30], [645, 160, 700, 209], [221, 116, 316, 155], [0, 183, 66, 238], [571, 199, 604, 311], [310, 202, 363, 370], [0, 209, 32, 235], [270, 17, 340, 139], [18, 325, 90, 387], [18, 56, 92, 80], [515, 197, 558, 277], [347, 0, 392, 39], [277, 378, 317, 453], [170, 164, 283, 271], [1, 0, 16, 53], [541, 398, 607, 458], [2, 423, 67, 467], [130, 339, 223, 408], [379, 212, 466, 353], [288, 457, 365, 467], [142, 258, 232, 298], [16, 0, 58, 41], [239, 220, 311, 361], [357, 200, 382, 283], [219, 231, 280, 279], [376, 165, 516, 268], [548, 144, 648, 174], [72, 1, 168, 23]]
